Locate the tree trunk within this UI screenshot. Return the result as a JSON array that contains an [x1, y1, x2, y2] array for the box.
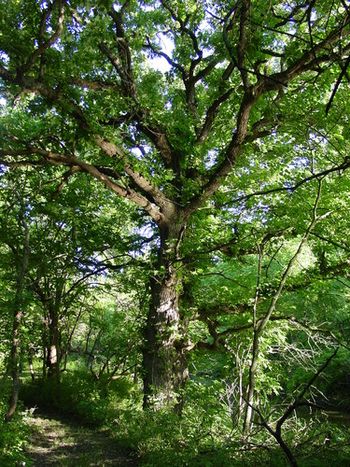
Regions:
[[142, 220, 188, 410], [5, 310, 23, 421], [5, 216, 30, 422], [46, 306, 61, 382], [28, 345, 35, 381], [236, 352, 244, 424], [243, 330, 260, 433], [41, 305, 61, 403]]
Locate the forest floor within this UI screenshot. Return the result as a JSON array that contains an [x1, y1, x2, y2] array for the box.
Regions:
[[24, 409, 138, 466]]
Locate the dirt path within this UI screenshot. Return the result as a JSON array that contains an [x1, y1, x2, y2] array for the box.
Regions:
[[25, 410, 138, 466]]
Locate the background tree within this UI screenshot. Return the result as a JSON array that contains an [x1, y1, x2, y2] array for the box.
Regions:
[[0, 179, 31, 421]]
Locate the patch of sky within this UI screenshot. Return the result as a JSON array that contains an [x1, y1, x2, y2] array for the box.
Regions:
[[76, 252, 110, 277], [281, 2, 293, 13], [222, 205, 246, 217], [130, 146, 151, 159], [271, 38, 286, 51], [283, 180, 296, 193], [52, 40, 64, 52], [309, 132, 328, 146], [245, 201, 270, 224], [127, 124, 138, 140], [92, 69, 110, 79], [129, 224, 157, 257], [0, 52, 10, 65], [130, 147, 140, 158], [138, 1, 162, 13], [197, 17, 215, 35], [204, 149, 218, 169], [0, 165, 9, 177], [148, 33, 174, 73], [136, 223, 154, 240], [287, 156, 310, 170], [76, 5, 94, 18], [310, 10, 317, 23]]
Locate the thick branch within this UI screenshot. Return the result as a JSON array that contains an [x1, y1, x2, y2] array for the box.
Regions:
[[186, 89, 256, 215], [0, 147, 166, 224], [237, 0, 251, 89], [186, 15, 350, 215]]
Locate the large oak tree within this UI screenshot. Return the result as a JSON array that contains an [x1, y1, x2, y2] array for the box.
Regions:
[[1, 0, 349, 408]]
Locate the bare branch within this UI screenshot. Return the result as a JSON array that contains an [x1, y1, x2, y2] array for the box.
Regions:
[[145, 37, 185, 75]]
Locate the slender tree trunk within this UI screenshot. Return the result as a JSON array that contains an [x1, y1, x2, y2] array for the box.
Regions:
[[46, 306, 61, 382], [5, 216, 30, 422], [5, 310, 23, 421], [42, 324, 48, 378], [236, 353, 244, 423], [42, 305, 61, 403], [243, 187, 321, 434], [62, 306, 83, 371], [243, 330, 260, 433], [274, 434, 298, 467], [28, 345, 35, 381], [142, 220, 188, 410]]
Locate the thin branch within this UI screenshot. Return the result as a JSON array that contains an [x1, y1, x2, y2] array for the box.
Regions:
[[310, 231, 350, 252], [275, 348, 339, 435], [21, 0, 66, 73], [196, 89, 234, 143], [187, 13, 350, 214], [145, 37, 185, 75], [257, 181, 322, 334], [325, 55, 350, 115], [228, 157, 350, 205]]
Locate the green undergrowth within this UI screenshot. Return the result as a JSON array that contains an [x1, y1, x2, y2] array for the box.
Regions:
[[107, 409, 350, 466], [18, 370, 350, 466], [0, 380, 30, 466], [20, 369, 136, 427]]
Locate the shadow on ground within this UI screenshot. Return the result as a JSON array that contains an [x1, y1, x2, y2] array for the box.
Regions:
[[25, 409, 138, 466]]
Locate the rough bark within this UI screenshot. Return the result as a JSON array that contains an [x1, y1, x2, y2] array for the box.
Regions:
[[142, 219, 188, 409]]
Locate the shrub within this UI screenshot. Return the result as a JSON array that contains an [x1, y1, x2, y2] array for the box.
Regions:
[[0, 382, 30, 466]]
